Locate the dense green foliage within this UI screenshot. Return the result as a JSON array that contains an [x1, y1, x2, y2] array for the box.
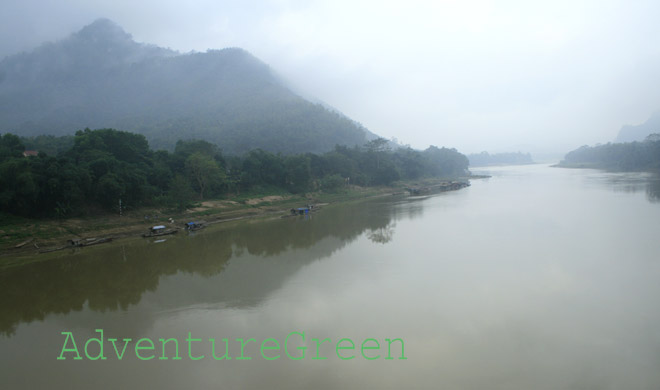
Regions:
[[0, 19, 373, 154], [0, 129, 469, 218], [559, 136, 660, 171], [20, 135, 74, 156], [468, 151, 533, 166]]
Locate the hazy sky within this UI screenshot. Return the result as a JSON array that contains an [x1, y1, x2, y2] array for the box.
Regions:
[[2, 0, 660, 154]]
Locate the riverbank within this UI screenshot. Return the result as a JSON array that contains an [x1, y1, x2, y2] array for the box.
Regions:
[[0, 177, 477, 259], [553, 161, 660, 172]]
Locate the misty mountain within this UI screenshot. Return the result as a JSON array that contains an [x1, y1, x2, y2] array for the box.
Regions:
[[615, 111, 660, 143], [0, 19, 373, 154]]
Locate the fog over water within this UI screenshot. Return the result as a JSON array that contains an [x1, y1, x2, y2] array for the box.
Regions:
[[1, 165, 659, 389], [2, 0, 660, 153]]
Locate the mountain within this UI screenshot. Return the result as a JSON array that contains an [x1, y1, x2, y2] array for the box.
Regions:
[[615, 111, 660, 143], [0, 19, 373, 154]]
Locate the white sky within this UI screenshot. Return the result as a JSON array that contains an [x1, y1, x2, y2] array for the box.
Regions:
[[2, 0, 660, 154]]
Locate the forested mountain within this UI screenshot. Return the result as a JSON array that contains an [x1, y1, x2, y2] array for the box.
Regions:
[[615, 111, 660, 143], [0, 19, 373, 154]]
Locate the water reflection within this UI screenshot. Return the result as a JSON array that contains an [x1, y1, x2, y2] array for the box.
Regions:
[[647, 178, 660, 203], [581, 171, 660, 203], [1, 165, 660, 389], [367, 222, 396, 244], [0, 197, 416, 336]]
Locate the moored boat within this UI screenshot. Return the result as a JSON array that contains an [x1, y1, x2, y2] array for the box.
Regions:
[[185, 221, 206, 231], [143, 225, 179, 237]]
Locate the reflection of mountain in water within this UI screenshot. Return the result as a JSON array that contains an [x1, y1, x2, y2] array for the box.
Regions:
[[0, 197, 417, 335]]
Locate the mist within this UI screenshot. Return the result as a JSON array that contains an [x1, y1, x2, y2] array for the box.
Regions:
[[2, 0, 660, 155]]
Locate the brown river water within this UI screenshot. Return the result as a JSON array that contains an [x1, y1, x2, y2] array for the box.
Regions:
[[1, 164, 659, 389]]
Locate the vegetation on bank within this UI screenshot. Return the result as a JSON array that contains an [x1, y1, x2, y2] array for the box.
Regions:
[[558, 134, 660, 171], [0, 128, 469, 219], [0, 185, 379, 255]]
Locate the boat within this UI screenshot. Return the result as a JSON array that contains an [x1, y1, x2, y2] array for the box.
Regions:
[[282, 204, 323, 218], [290, 204, 319, 215], [185, 221, 206, 231], [290, 207, 310, 215], [142, 225, 179, 237]]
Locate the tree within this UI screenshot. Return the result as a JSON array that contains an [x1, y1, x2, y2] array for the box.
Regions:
[[96, 173, 125, 209], [0, 133, 25, 159], [284, 154, 311, 193], [185, 152, 225, 199], [364, 137, 390, 169], [168, 174, 195, 210]]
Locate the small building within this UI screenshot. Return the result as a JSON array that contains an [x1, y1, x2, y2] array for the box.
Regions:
[[23, 150, 38, 157]]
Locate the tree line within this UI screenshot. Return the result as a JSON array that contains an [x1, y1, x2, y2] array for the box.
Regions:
[[559, 135, 660, 171], [0, 129, 469, 218]]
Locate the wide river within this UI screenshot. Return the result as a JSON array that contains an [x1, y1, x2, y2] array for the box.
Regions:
[[1, 164, 660, 389]]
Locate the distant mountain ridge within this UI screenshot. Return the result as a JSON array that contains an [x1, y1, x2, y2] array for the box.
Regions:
[[0, 19, 373, 154], [615, 111, 660, 143]]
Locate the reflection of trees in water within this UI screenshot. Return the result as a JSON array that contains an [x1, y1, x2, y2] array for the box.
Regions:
[[0, 199, 402, 336], [598, 173, 660, 204], [367, 222, 396, 244], [647, 180, 660, 203], [604, 176, 647, 195], [0, 234, 234, 336]]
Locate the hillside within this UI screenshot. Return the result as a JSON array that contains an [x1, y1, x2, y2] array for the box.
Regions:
[[615, 111, 660, 143], [0, 19, 372, 154], [558, 135, 660, 171]]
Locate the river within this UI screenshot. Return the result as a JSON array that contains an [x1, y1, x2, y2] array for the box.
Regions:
[[1, 164, 659, 389]]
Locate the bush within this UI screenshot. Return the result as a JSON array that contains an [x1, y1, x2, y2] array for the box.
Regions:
[[321, 174, 346, 192]]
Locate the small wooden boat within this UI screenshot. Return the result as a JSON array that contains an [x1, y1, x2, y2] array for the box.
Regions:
[[290, 207, 310, 215], [282, 204, 322, 218], [291, 204, 319, 215], [142, 225, 179, 237], [185, 221, 207, 231]]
